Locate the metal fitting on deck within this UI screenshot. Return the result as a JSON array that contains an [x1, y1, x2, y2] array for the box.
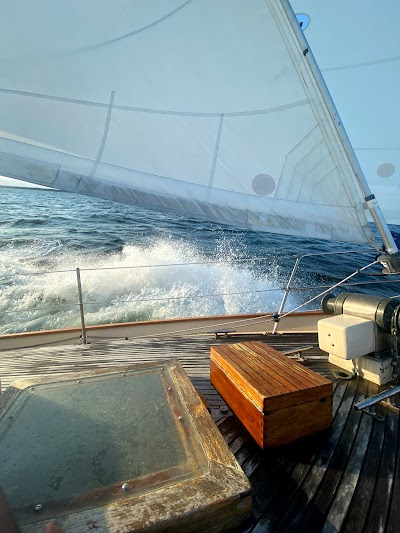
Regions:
[[321, 292, 400, 333]]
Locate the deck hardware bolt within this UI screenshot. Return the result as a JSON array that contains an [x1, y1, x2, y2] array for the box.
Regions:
[[34, 504, 42, 512], [122, 483, 129, 491], [220, 405, 228, 413]]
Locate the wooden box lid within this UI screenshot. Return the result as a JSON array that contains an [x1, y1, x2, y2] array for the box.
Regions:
[[210, 341, 332, 412]]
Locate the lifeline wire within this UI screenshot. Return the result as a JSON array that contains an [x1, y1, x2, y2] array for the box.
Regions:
[[85, 259, 380, 341]]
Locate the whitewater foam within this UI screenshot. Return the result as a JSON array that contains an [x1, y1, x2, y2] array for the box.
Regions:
[[0, 238, 298, 334]]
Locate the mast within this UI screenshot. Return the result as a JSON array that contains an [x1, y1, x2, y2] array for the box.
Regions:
[[279, 0, 399, 258]]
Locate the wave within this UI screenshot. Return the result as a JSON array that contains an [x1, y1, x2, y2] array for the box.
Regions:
[[0, 238, 299, 334], [10, 217, 49, 226], [3, 188, 397, 335]]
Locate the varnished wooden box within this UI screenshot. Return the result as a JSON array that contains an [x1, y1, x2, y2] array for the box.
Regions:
[[210, 341, 333, 448]]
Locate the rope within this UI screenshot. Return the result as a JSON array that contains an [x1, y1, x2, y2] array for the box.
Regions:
[[331, 369, 357, 381]]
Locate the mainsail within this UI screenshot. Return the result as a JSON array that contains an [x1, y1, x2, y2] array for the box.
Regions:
[[0, 0, 388, 247]]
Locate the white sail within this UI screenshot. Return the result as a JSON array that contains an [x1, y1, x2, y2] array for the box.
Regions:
[[0, 0, 379, 246]]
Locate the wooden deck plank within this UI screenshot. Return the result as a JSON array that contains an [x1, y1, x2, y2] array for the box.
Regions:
[[273, 378, 361, 532], [363, 409, 399, 533], [321, 390, 374, 532], [291, 378, 370, 532], [338, 382, 383, 533], [0, 332, 399, 532], [386, 409, 400, 533]]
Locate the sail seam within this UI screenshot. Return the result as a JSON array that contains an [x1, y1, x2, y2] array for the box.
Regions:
[[295, 153, 333, 202], [111, 100, 309, 118], [0, 87, 308, 118], [309, 167, 337, 203], [90, 91, 115, 178], [87, 0, 193, 48], [208, 114, 224, 188]]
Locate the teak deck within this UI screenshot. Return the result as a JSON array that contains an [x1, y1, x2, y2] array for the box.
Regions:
[[210, 341, 332, 447], [0, 332, 400, 532]]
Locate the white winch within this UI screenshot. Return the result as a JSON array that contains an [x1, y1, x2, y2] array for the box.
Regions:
[[318, 293, 400, 385]]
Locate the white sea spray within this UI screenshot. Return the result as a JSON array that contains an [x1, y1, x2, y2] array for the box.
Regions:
[[2, 187, 388, 335], [0, 238, 298, 334]]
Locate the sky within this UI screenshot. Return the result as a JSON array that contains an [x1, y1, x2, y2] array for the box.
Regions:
[[0, 176, 44, 187]]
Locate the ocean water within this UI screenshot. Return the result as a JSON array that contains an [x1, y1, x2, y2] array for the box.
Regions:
[[1, 186, 399, 335]]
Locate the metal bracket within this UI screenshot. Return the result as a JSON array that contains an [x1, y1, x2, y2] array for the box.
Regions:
[[282, 345, 313, 361], [354, 385, 400, 421], [208, 329, 236, 339], [381, 399, 400, 413], [358, 405, 385, 422]]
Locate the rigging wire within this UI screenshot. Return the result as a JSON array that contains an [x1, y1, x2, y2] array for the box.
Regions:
[[4, 273, 400, 316], [277, 259, 380, 320], [78, 259, 381, 341], [81, 0, 193, 50]]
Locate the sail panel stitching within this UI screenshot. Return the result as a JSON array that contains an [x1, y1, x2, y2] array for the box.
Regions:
[[0, 86, 308, 118], [90, 90, 115, 178], [208, 114, 224, 188]]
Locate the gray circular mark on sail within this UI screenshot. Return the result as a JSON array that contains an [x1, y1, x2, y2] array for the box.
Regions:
[[296, 13, 311, 30], [377, 163, 395, 178], [252, 174, 276, 196]]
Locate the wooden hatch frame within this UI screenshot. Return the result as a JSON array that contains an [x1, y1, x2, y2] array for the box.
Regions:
[[0, 360, 251, 532]]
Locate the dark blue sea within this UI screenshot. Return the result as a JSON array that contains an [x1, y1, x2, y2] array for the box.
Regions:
[[1, 186, 399, 334]]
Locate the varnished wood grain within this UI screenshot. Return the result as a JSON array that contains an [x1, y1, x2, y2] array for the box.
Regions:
[[211, 342, 333, 412], [264, 396, 332, 448], [211, 359, 264, 448], [210, 341, 333, 448]]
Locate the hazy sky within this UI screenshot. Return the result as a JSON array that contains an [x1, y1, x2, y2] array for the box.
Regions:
[[0, 176, 44, 187]]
